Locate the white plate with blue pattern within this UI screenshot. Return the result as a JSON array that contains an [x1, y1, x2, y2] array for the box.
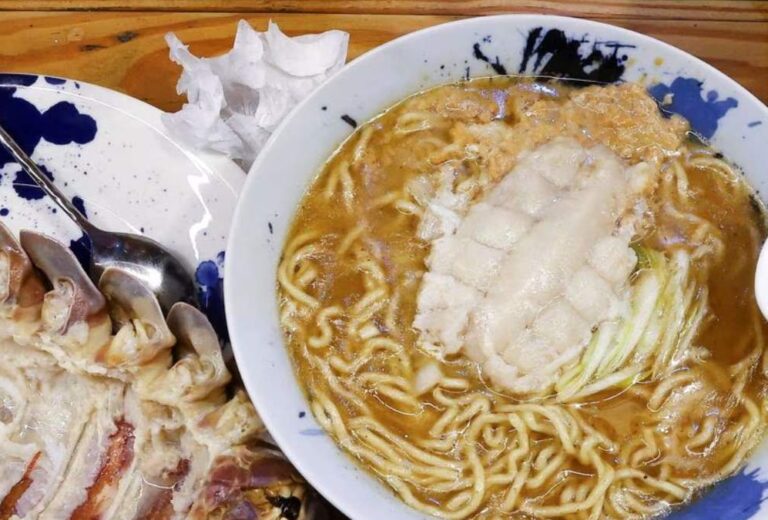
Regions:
[[226, 14, 768, 520], [0, 73, 244, 341]]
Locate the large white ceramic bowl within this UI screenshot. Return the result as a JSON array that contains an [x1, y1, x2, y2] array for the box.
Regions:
[[226, 15, 768, 520]]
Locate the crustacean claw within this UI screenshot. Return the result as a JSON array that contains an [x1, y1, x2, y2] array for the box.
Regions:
[[139, 302, 231, 405], [98, 266, 175, 367], [19, 231, 106, 333]]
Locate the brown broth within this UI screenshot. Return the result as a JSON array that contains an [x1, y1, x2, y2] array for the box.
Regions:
[[279, 78, 768, 518]]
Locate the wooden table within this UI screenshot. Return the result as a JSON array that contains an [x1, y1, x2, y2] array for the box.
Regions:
[[0, 1, 766, 112]]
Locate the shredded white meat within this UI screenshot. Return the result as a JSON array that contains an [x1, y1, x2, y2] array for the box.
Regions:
[[414, 137, 652, 394]]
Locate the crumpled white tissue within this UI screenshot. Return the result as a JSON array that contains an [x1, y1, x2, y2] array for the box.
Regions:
[[162, 20, 349, 168]]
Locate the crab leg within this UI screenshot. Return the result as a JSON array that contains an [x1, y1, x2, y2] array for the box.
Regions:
[[19, 231, 111, 360], [98, 267, 175, 368], [19, 231, 105, 330], [138, 302, 231, 405]]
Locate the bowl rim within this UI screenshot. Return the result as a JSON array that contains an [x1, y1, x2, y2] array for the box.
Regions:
[[226, 13, 768, 520]]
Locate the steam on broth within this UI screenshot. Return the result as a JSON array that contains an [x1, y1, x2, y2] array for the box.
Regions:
[[278, 78, 768, 519]]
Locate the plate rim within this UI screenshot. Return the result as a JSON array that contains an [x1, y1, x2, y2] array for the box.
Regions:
[[0, 71, 246, 191]]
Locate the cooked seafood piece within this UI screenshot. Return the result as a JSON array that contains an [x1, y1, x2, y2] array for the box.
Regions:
[[0, 226, 335, 520], [414, 138, 652, 394]]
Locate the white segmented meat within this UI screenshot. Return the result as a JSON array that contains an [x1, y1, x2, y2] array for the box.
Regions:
[[531, 300, 591, 354], [532, 137, 589, 188], [488, 167, 558, 217], [414, 138, 649, 394], [428, 237, 505, 292], [566, 267, 617, 323], [458, 203, 533, 251], [590, 235, 638, 287]]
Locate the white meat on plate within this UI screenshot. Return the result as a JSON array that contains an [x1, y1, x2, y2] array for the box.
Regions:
[[414, 137, 649, 394], [0, 225, 326, 520]]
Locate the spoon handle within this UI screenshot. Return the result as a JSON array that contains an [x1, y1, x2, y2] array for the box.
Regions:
[[0, 123, 95, 233]]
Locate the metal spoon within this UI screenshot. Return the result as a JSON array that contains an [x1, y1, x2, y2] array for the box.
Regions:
[[756, 241, 768, 321], [0, 123, 198, 313]]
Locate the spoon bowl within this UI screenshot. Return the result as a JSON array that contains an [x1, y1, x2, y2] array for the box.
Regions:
[[87, 227, 197, 311], [756, 240, 768, 321]]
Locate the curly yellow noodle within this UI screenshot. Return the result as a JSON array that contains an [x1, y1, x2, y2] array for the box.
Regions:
[[534, 445, 558, 470], [339, 162, 355, 210], [648, 371, 698, 410], [350, 287, 387, 317], [499, 405, 578, 455], [523, 450, 614, 518], [671, 159, 691, 200], [308, 355, 372, 414], [622, 493, 670, 516], [452, 396, 491, 426], [614, 469, 687, 500], [370, 384, 420, 410], [418, 436, 458, 453], [322, 160, 355, 210], [307, 306, 342, 349], [383, 288, 401, 335], [526, 452, 568, 490], [428, 143, 463, 164], [312, 391, 351, 442], [351, 416, 461, 470], [357, 372, 413, 392], [428, 405, 459, 438], [686, 416, 718, 452], [294, 261, 318, 287], [575, 481, 591, 503], [358, 260, 387, 290], [370, 191, 402, 209], [499, 458, 531, 511], [279, 299, 306, 335], [357, 323, 381, 340], [329, 337, 411, 377], [347, 293, 387, 338], [560, 483, 576, 504], [432, 387, 479, 407], [336, 224, 365, 255], [688, 155, 739, 185], [278, 231, 322, 308], [394, 111, 450, 135], [570, 410, 617, 454], [627, 428, 660, 467], [482, 422, 507, 448], [519, 410, 558, 437], [352, 126, 375, 164]]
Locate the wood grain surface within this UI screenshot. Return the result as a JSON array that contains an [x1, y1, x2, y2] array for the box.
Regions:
[[0, 1, 767, 20], [0, 2, 765, 113]]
